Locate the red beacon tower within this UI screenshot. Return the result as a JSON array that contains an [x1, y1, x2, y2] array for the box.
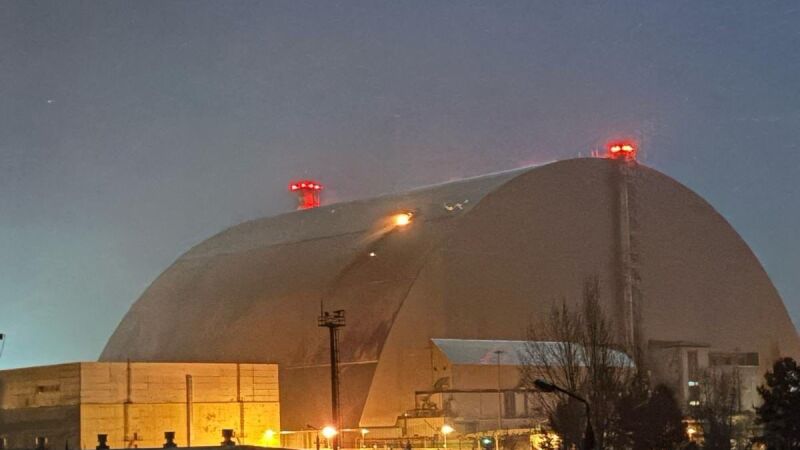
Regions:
[[289, 180, 323, 209], [607, 141, 638, 161]]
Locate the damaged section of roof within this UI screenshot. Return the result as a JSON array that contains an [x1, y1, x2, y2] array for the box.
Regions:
[[182, 165, 531, 260]]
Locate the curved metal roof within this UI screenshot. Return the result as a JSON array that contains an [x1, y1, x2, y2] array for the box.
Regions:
[[101, 157, 799, 429]]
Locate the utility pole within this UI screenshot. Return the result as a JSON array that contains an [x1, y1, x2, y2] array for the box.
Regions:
[[318, 310, 346, 450], [185, 374, 193, 448], [494, 350, 504, 450]]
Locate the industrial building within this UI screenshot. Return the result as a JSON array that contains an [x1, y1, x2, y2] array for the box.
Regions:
[[93, 155, 799, 446], [0, 362, 279, 449]]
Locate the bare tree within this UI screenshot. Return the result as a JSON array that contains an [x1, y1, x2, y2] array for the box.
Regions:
[[520, 277, 634, 449], [696, 367, 744, 450], [520, 299, 585, 394], [580, 278, 633, 448], [520, 298, 586, 448]]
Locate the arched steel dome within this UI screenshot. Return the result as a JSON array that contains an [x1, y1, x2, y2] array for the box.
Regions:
[[101, 158, 799, 430]]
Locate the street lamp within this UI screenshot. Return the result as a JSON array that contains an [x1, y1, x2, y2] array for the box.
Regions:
[[686, 425, 697, 442], [494, 350, 504, 450], [259, 429, 280, 447], [533, 379, 595, 450], [441, 425, 454, 449], [321, 426, 337, 449]]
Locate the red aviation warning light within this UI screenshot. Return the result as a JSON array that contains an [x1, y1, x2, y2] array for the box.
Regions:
[[607, 141, 637, 161], [289, 180, 323, 209]]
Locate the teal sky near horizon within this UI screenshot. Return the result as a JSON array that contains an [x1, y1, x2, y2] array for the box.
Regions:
[[1, 1, 799, 369]]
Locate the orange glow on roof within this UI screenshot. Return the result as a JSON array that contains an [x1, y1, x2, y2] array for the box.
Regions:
[[393, 212, 413, 227]]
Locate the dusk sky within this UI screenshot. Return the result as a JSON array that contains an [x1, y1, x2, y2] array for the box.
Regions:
[[1, 1, 799, 369]]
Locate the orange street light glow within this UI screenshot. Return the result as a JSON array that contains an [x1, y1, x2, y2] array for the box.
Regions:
[[321, 426, 338, 439], [259, 429, 278, 447], [393, 212, 413, 226]]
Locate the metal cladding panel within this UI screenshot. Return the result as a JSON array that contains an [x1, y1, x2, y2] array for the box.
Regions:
[[101, 167, 522, 367], [633, 167, 799, 364], [360, 158, 799, 425], [101, 158, 800, 430], [279, 362, 375, 431], [101, 166, 522, 429]]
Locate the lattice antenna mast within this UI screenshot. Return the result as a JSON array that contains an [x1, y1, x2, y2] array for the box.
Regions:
[[607, 141, 640, 353], [318, 310, 346, 450]]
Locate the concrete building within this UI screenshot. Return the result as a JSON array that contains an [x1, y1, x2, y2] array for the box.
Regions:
[[649, 341, 763, 412], [99, 158, 800, 444], [0, 362, 279, 449]]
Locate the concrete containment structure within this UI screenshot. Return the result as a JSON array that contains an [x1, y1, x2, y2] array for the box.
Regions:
[[0, 362, 279, 449], [101, 158, 800, 438]]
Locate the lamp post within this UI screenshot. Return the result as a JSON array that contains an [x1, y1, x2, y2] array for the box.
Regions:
[[321, 426, 338, 450], [441, 425, 454, 449], [533, 379, 595, 450], [493, 350, 504, 450]]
